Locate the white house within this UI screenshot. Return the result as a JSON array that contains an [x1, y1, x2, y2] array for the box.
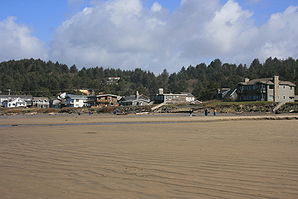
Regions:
[[65, 94, 87, 108], [31, 97, 50, 108], [3, 98, 27, 108], [0, 95, 32, 107]]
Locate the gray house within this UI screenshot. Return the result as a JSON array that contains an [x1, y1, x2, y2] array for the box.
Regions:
[[119, 91, 150, 106], [154, 88, 196, 104], [237, 76, 295, 102]]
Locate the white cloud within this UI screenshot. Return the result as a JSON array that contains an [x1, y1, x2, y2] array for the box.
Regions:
[[50, 0, 172, 71], [0, 17, 47, 61], [2, 0, 297, 73], [258, 6, 298, 59], [205, 0, 255, 53], [151, 2, 162, 12]]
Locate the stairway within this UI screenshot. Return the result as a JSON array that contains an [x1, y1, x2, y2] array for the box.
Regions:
[[273, 101, 286, 113], [151, 102, 166, 111]]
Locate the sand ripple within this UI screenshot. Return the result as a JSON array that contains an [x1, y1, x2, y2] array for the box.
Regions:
[[0, 119, 298, 198]]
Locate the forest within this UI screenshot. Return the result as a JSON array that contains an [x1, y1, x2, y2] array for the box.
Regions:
[[0, 57, 297, 100]]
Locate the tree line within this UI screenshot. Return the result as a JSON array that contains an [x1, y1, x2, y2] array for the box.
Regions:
[[0, 57, 297, 100]]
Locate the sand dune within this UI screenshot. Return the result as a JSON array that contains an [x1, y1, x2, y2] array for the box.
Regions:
[[0, 115, 298, 198]]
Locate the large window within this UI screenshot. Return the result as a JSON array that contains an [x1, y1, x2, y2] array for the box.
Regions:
[[269, 85, 274, 89]]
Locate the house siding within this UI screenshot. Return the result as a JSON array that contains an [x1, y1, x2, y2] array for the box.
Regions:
[[237, 76, 295, 103]]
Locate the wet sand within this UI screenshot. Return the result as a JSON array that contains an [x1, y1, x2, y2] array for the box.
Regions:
[[0, 115, 298, 198]]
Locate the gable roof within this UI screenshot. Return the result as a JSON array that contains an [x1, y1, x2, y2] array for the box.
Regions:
[[66, 94, 87, 100], [279, 81, 296, 86], [0, 95, 32, 99], [239, 78, 295, 86], [32, 97, 49, 101], [121, 95, 150, 102], [96, 94, 119, 98], [239, 78, 274, 85]]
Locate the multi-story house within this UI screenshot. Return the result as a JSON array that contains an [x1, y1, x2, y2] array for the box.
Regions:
[[237, 76, 295, 102], [86, 94, 120, 107], [65, 94, 87, 108]]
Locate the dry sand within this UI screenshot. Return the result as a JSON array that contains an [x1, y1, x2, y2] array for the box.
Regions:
[[0, 114, 298, 198]]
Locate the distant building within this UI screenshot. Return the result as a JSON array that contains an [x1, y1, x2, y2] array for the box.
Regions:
[[0, 95, 32, 107], [237, 76, 295, 102], [217, 88, 231, 99], [217, 88, 238, 101], [154, 88, 196, 104], [119, 91, 150, 106], [76, 89, 94, 96], [31, 97, 50, 108], [86, 94, 120, 107], [107, 77, 121, 85], [65, 94, 87, 108], [2, 98, 27, 108]]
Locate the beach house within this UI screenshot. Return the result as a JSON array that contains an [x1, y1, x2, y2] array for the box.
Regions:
[[237, 76, 296, 102], [0, 95, 32, 107], [2, 98, 27, 108], [65, 94, 87, 108], [31, 97, 50, 108], [119, 91, 151, 106], [154, 88, 196, 104], [86, 94, 120, 107]]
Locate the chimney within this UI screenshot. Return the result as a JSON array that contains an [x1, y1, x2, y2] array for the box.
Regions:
[[136, 91, 140, 99], [273, 75, 279, 102], [158, 88, 164, 95], [244, 78, 250, 83]]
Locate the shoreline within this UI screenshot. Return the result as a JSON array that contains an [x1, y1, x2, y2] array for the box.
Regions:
[[1, 113, 297, 127]]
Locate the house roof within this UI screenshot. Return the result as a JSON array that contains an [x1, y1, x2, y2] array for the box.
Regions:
[[6, 98, 26, 103], [96, 94, 119, 98], [0, 95, 32, 99], [66, 94, 87, 100], [239, 78, 296, 86], [32, 97, 49, 101], [279, 81, 296, 86], [239, 78, 274, 85], [159, 93, 194, 97], [121, 95, 150, 102]]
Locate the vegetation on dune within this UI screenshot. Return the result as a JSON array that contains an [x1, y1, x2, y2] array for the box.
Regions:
[[0, 57, 297, 100]]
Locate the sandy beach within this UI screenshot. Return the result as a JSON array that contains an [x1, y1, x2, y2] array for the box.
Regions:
[[1, 114, 298, 198]]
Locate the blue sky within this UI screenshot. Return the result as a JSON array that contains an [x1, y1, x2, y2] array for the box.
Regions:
[[0, 0, 298, 72]]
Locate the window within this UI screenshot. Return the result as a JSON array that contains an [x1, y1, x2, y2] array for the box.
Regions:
[[269, 85, 274, 89], [283, 96, 286, 99], [76, 99, 79, 102]]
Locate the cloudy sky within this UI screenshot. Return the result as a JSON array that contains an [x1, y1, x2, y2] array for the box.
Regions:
[[0, 0, 297, 73]]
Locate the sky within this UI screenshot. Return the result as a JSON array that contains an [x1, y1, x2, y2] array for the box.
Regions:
[[0, 0, 298, 73]]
